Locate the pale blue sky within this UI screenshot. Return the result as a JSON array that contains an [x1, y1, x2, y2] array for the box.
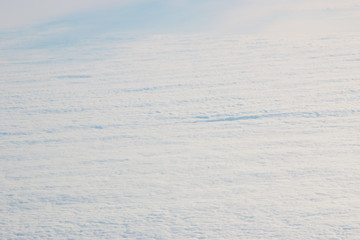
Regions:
[[1, 0, 359, 34], [0, 0, 138, 29]]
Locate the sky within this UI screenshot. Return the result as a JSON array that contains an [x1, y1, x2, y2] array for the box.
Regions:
[[0, 0, 136, 29], [1, 0, 359, 34]]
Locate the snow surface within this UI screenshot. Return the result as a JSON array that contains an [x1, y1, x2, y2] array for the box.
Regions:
[[1, 33, 360, 239]]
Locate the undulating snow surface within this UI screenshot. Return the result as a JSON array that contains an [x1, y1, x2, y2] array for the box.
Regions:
[[1, 34, 360, 239]]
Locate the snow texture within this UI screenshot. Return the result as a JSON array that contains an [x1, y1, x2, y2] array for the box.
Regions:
[[1, 33, 360, 239]]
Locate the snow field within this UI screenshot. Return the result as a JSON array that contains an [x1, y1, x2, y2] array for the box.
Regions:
[[1, 34, 360, 239]]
